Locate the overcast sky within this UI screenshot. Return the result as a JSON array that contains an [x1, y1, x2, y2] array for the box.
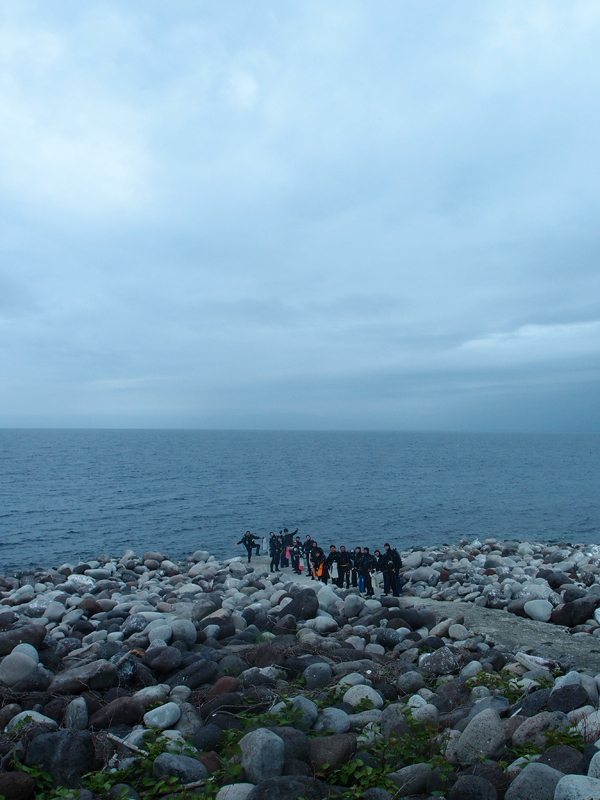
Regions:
[[1, 1, 599, 431]]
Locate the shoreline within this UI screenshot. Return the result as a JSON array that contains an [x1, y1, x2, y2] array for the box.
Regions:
[[1, 538, 600, 798]]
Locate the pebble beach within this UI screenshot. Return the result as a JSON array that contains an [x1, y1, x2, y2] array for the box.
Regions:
[[3, 537, 600, 800]]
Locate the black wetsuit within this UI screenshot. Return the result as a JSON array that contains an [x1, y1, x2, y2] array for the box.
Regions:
[[237, 534, 257, 563], [337, 549, 352, 588], [360, 552, 377, 596], [380, 547, 402, 596], [269, 537, 282, 572]]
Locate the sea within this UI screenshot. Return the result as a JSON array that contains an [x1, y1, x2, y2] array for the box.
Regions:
[[0, 430, 599, 573]]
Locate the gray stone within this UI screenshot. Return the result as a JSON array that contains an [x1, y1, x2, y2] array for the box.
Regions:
[[7, 710, 58, 732], [0, 652, 37, 686], [344, 595, 363, 618], [192, 599, 218, 622], [144, 702, 182, 729], [0, 624, 46, 656], [45, 601, 67, 622], [504, 762, 564, 800], [381, 703, 410, 737], [589, 750, 600, 779], [64, 697, 89, 730], [215, 785, 255, 800], [449, 775, 497, 800], [48, 659, 117, 694], [342, 685, 383, 709], [152, 753, 208, 783], [389, 763, 432, 795], [309, 733, 356, 771], [283, 696, 318, 731], [170, 619, 198, 647], [512, 711, 568, 749], [396, 671, 424, 695], [554, 774, 600, 800], [421, 646, 460, 676], [524, 600, 553, 622], [313, 708, 351, 734], [455, 709, 505, 766], [240, 728, 285, 784], [245, 776, 328, 800], [148, 625, 172, 644], [11, 642, 39, 663], [303, 662, 332, 690], [174, 702, 203, 737]]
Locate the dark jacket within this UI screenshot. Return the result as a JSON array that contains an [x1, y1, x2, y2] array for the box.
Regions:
[[269, 537, 282, 557], [237, 534, 257, 548], [359, 553, 377, 574], [381, 548, 402, 572]]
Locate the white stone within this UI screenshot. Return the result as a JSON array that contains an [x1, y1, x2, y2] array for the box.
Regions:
[[342, 685, 384, 709], [143, 702, 182, 729], [135, 685, 170, 709], [555, 775, 600, 800], [215, 785, 255, 800], [523, 599, 553, 622], [11, 643, 39, 663], [7, 710, 58, 732], [337, 672, 370, 689]]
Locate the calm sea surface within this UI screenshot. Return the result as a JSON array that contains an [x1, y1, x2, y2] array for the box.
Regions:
[[0, 430, 599, 572]]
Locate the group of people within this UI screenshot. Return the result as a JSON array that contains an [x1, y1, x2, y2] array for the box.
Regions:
[[235, 529, 403, 597]]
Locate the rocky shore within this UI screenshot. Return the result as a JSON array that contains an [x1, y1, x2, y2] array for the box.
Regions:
[[2, 538, 600, 800]]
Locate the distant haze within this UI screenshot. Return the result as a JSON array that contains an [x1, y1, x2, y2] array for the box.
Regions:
[[1, 2, 599, 431]]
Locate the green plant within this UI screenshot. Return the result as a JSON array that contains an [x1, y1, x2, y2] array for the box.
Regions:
[[543, 726, 585, 751], [315, 714, 451, 799]]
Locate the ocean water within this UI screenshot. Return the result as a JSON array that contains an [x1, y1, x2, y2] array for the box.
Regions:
[[0, 430, 599, 572]]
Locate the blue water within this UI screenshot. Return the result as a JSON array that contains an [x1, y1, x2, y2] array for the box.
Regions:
[[0, 430, 599, 572]]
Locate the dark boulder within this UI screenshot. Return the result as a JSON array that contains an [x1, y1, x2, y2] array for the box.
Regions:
[[88, 697, 145, 729], [25, 730, 94, 787], [274, 589, 319, 621], [246, 775, 328, 800]]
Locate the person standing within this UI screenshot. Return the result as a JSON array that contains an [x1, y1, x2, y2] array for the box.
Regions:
[[351, 546, 362, 588], [326, 545, 340, 586], [337, 545, 352, 589], [269, 534, 282, 573], [303, 535, 313, 571], [291, 536, 303, 574], [360, 547, 377, 596], [381, 542, 402, 596], [234, 531, 257, 563], [311, 546, 327, 582], [282, 528, 296, 567]]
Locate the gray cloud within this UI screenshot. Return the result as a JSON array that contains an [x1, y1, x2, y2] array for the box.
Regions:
[[0, 1, 599, 430]]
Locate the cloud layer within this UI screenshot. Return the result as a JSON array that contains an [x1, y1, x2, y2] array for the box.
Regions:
[[1, 1, 599, 430]]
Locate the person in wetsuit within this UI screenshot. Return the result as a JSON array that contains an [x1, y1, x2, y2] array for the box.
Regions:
[[291, 536, 303, 574], [351, 546, 362, 587], [311, 546, 328, 582], [326, 545, 340, 586], [303, 535, 313, 571], [360, 547, 377, 596], [337, 545, 352, 589], [234, 531, 257, 563], [269, 533, 282, 573], [381, 542, 402, 596]]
